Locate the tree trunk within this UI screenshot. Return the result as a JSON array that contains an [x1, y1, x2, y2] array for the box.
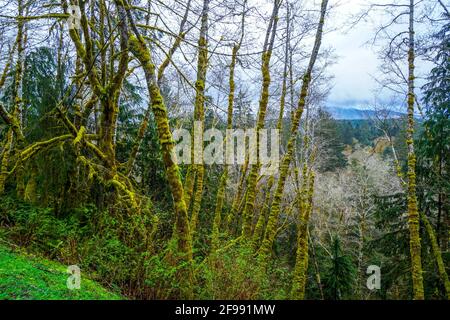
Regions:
[[406, 0, 424, 300], [189, 0, 210, 239], [291, 169, 315, 299], [421, 212, 450, 299]]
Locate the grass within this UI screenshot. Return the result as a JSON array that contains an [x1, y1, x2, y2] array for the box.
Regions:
[[0, 244, 123, 300]]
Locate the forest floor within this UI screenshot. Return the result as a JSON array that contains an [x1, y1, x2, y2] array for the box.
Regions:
[[0, 244, 122, 300]]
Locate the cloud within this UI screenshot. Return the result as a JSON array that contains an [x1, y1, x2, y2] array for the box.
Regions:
[[325, 0, 431, 109]]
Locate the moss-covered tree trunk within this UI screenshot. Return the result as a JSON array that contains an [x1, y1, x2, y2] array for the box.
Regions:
[[189, 0, 210, 239], [421, 212, 450, 299], [124, 0, 192, 177], [406, 0, 424, 300], [0, 129, 13, 194], [291, 169, 315, 299], [252, 176, 274, 249], [225, 157, 249, 233]]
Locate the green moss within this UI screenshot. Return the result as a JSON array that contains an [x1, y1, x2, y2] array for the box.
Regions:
[[241, 49, 273, 239], [24, 172, 37, 204], [421, 213, 450, 299], [73, 126, 86, 146], [0, 129, 13, 195], [129, 35, 155, 73], [291, 170, 315, 300], [0, 245, 122, 300], [252, 176, 274, 249], [211, 169, 227, 252]]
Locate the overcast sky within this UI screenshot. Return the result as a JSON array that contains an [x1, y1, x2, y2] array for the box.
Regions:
[[324, 0, 432, 110], [325, 0, 378, 108]]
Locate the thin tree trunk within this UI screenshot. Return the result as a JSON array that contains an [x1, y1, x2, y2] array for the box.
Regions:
[[124, 0, 192, 176], [291, 169, 315, 299], [189, 0, 210, 239], [421, 212, 450, 299], [308, 229, 324, 300], [252, 176, 274, 249], [0, 129, 13, 194], [225, 156, 249, 232], [406, 0, 424, 300]]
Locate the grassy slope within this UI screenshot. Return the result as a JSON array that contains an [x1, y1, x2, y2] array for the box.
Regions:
[[0, 245, 122, 300]]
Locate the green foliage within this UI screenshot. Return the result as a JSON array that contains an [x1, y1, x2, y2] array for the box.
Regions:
[[413, 19, 450, 300], [322, 236, 356, 300], [195, 244, 290, 299], [315, 110, 347, 172], [145, 239, 196, 299], [418, 18, 450, 211], [0, 194, 156, 298], [22, 47, 63, 141], [368, 194, 411, 299]]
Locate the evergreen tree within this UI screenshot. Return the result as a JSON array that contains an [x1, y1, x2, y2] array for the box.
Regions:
[[322, 236, 356, 300], [315, 109, 347, 172]]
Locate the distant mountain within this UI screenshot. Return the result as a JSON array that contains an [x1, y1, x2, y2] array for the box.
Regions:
[[325, 106, 405, 120]]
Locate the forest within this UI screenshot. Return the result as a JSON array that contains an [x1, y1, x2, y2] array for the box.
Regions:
[[0, 0, 448, 301]]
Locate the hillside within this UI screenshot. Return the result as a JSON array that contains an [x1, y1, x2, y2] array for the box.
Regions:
[[0, 244, 122, 300], [325, 106, 405, 120]]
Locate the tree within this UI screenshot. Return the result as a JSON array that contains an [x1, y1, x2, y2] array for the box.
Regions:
[[416, 17, 450, 298], [360, 0, 425, 299], [322, 236, 356, 300], [315, 109, 347, 172]]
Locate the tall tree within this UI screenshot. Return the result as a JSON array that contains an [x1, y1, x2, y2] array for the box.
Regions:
[[405, 0, 424, 299]]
